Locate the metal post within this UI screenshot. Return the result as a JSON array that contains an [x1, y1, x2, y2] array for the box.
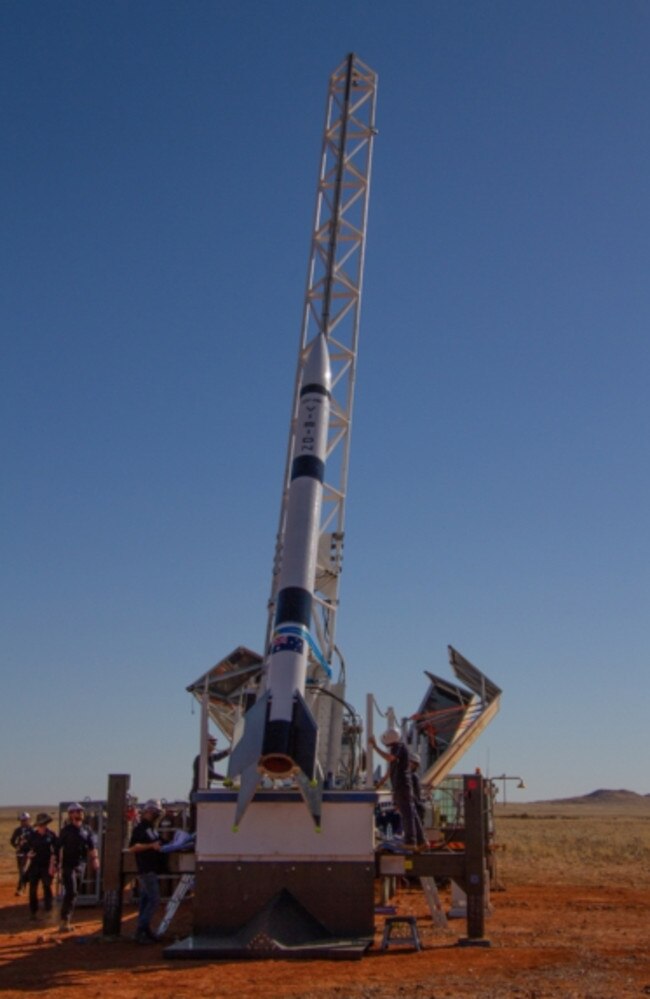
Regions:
[[365, 692, 374, 788], [199, 673, 209, 789], [461, 773, 489, 945], [102, 774, 130, 937]]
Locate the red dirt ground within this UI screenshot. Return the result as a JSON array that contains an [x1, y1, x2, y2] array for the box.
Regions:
[[2, 877, 650, 998]]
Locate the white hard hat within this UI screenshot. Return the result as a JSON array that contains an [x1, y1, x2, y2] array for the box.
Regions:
[[380, 728, 400, 746]]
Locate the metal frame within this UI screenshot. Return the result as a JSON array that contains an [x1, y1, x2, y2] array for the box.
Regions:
[[265, 53, 378, 682], [416, 647, 502, 788], [376, 774, 491, 945]]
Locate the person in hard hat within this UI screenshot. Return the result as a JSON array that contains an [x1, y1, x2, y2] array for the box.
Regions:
[[188, 734, 230, 833], [57, 803, 100, 932], [128, 800, 164, 943], [369, 729, 427, 851], [10, 812, 32, 896], [23, 813, 59, 920]]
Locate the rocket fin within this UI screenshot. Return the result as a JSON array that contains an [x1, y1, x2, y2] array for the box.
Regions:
[[290, 690, 318, 780], [295, 766, 324, 830], [228, 688, 321, 829], [228, 690, 269, 779], [232, 762, 262, 830]]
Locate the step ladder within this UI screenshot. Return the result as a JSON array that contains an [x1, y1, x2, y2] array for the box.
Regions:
[[155, 874, 194, 938], [420, 876, 448, 929], [380, 915, 422, 951]]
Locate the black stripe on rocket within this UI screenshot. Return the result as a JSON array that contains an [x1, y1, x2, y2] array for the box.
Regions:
[[273, 376, 331, 633]]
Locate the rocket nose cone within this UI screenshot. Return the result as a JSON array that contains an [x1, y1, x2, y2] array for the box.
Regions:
[[303, 334, 331, 392]]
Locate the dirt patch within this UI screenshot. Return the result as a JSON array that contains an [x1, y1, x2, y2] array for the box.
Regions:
[[2, 876, 650, 998]]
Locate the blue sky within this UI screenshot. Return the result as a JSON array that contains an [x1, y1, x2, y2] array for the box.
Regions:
[[2, 1, 649, 806]]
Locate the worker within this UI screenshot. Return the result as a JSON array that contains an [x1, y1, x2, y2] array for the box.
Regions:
[[189, 734, 230, 833], [58, 803, 100, 932], [409, 752, 426, 826], [128, 799, 164, 943], [24, 813, 59, 920], [10, 812, 32, 896], [370, 729, 427, 851]]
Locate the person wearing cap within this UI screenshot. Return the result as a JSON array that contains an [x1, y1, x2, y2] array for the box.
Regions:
[[128, 800, 163, 943], [188, 734, 230, 833], [57, 803, 100, 932], [23, 813, 59, 920], [369, 729, 427, 851], [10, 812, 33, 896]]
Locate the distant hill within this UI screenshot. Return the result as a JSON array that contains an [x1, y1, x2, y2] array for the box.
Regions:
[[537, 789, 650, 806]]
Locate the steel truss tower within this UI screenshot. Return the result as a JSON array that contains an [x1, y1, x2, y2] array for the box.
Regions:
[[265, 53, 378, 683]]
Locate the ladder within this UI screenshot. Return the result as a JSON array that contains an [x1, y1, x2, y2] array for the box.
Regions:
[[155, 874, 194, 938], [420, 876, 448, 929]]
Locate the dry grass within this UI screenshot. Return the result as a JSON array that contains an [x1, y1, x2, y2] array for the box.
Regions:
[[494, 800, 650, 887]]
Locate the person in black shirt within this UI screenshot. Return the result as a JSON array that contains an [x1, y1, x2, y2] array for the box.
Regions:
[[370, 729, 427, 851], [24, 813, 59, 919], [10, 812, 32, 895], [58, 803, 100, 932], [409, 752, 427, 827], [188, 734, 230, 833], [128, 799, 163, 943]]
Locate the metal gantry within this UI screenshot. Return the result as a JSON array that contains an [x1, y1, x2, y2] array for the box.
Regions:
[[265, 53, 378, 682]]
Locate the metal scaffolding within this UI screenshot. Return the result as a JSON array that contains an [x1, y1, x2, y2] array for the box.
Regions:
[[265, 53, 378, 682]]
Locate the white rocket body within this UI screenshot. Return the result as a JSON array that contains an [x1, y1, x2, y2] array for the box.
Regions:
[[228, 335, 331, 814], [266, 334, 331, 725]]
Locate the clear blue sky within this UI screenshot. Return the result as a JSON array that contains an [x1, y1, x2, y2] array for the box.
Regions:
[[2, 1, 649, 806]]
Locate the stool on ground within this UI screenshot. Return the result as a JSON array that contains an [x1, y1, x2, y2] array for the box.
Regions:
[[380, 915, 422, 951]]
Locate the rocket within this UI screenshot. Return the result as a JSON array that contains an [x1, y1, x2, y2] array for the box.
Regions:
[[227, 333, 331, 827], [260, 330, 331, 778]]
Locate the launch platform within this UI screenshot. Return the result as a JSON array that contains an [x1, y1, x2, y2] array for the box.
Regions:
[[165, 788, 377, 959]]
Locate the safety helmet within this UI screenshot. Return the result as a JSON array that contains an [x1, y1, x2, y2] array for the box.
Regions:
[[380, 728, 400, 746]]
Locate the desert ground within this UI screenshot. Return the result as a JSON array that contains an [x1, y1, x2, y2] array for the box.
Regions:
[[1, 794, 650, 998]]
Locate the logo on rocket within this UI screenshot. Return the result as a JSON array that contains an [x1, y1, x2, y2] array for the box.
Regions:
[[227, 333, 331, 827]]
